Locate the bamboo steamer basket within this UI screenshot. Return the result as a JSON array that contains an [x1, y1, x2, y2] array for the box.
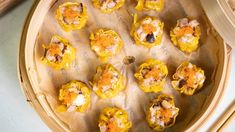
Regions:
[[18, 0, 234, 131]]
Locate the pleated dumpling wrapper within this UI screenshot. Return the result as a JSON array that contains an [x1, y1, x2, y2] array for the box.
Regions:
[[135, 0, 164, 12], [41, 35, 76, 70], [90, 64, 125, 99], [55, 2, 88, 31], [171, 62, 206, 95], [92, 0, 125, 13], [170, 18, 201, 53], [131, 14, 164, 48], [98, 107, 132, 132], [134, 59, 168, 92], [146, 94, 179, 131], [90, 28, 123, 62], [57, 80, 91, 112]]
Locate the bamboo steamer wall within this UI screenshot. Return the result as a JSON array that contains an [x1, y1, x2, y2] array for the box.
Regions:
[[18, 0, 232, 131]]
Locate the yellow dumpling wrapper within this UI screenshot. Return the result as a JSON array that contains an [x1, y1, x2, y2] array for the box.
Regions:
[[135, 0, 164, 12], [170, 18, 201, 53], [171, 62, 206, 95], [90, 64, 125, 98], [92, 0, 125, 14], [57, 80, 91, 112], [90, 28, 123, 62], [55, 2, 88, 31], [41, 35, 76, 70], [130, 14, 164, 48], [134, 59, 168, 93], [98, 107, 132, 132], [146, 94, 179, 131]]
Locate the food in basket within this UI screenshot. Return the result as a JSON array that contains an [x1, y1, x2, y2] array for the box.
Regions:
[[130, 14, 164, 48], [57, 80, 91, 112], [92, 0, 125, 13], [55, 2, 88, 31], [90, 28, 123, 62], [90, 64, 125, 98], [135, 0, 164, 12], [146, 94, 179, 131], [171, 62, 206, 95], [41, 35, 76, 70], [170, 18, 201, 53], [98, 107, 132, 132], [134, 59, 168, 93]]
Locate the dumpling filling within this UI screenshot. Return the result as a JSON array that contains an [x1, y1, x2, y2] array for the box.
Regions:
[[141, 65, 166, 86], [92, 0, 125, 13], [92, 33, 119, 55], [60, 3, 84, 25], [100, 0, 120, 10], [131, 15, 164, 48], [172, 18, 199, 44], [65, 87, 86, 112], [93, 70, 119, 93], [99, 117, 123, 132], [136, 18, 162, 43], [44, 37, 68, 63]]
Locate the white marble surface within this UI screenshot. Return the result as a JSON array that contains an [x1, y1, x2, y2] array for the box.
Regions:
[[0, 1, 234, 131]]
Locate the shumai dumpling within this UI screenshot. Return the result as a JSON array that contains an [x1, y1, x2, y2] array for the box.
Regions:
[[57, 80, 91, 112], [41, 35, 76, 70], [98, 107, 132, 132], [90, 28, 123, 62], [171, 62, 206, 95], [170, 18, 201, 53], [146, 94, 179, 131], [92, 0, 125, 13], [90, 64, 125, 98], [135, 0, 164, 12], [131, 15, 164, 48], [134, 59, 168, 92], [55, 2, 88, 31]]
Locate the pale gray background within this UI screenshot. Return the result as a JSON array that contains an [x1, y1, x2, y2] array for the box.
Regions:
[[0, 1, 234, 131]]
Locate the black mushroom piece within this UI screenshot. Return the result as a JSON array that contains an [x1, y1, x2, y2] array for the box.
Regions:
[[178, 79, 187, 88], [146, 33, 155, 43]]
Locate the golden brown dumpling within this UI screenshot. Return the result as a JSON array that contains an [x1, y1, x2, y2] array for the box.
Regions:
[[55, 2, 88, 31], [146, 94, 179, 131], [98, 107, 132, 132], [170, 18, 201, 53], [134, 59, 168, 92], [131, 14, 164, 48], [90, 28, 123, 62], [90, 64, 125, 98], [171, 62, 206, 95], [41, 35, 76, 70], [57, 80, 91, 112]]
